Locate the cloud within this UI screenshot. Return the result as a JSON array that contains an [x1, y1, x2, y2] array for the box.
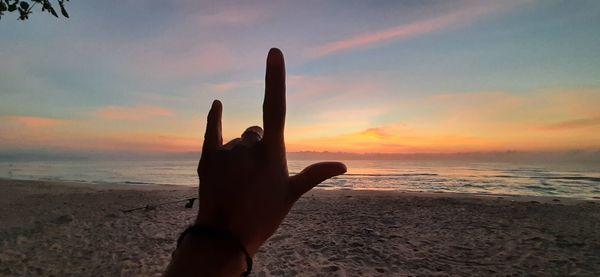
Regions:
[[309, 1, 524, 57], [209, 82, 239, 93], [287, 74, 386, 105], [204, 79, 263, 93], [287, 124, 497, 153], [289, 86, 600, 153], [0, 116, 71, 151], [359, 128, 392, 139], [194, 7, 265, 26], [169, 0, 269, 25], [2, 116, 67, 128], [418, 88, 600, 131], [541, 116, 600, 131], [93, 105, 174, 121], [127, 43, 237, 80]]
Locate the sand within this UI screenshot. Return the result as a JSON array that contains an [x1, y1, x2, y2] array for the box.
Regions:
[[1, 178, 599, 276]]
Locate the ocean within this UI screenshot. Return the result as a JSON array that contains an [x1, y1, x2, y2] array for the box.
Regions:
[[1, 160, 599, 200]]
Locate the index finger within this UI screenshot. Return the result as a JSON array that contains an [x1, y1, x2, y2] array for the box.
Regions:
[[262, 48, 286, 155], [201, 100, 223, 156]]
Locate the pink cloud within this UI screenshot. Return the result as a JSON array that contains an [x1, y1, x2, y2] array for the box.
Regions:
[[310, 1, 523, 57], [194, 8, 265, 25], [4, 116, 67, 128], [209, 82, 239, 93], [93, 105, 174, 121], [287, 74, 382, 104], [171, 0, 268, 26], [133, 44, 237, 79]]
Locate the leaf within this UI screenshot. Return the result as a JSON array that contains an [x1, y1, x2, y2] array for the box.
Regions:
[[48, 6, 57, 17], [42, 0, 51, 12], [0, 0, 71, 21], [18, 7, 29, 20], [59, 0, 68, 18]]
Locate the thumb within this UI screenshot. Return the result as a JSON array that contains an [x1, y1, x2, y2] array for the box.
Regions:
[[288, 162, 347, 199]]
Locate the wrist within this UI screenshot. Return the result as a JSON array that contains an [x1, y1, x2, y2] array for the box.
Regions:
[[165, 225, 251, 277], [195, 214, 263, 257]]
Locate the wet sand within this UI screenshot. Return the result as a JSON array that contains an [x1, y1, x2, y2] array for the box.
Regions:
[[1, 178, 599, 276]]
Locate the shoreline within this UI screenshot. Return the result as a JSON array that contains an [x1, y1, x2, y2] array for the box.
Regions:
[[1, 178, 599, 276], [1, 177, 596, 205]]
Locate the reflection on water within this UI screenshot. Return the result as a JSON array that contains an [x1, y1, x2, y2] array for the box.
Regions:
[[1, 160, 599, 200]]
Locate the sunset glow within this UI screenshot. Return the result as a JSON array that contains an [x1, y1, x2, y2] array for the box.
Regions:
[[1, 1, 599, 157]]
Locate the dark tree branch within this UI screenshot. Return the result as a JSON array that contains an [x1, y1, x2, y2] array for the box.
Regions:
[[0, 0, 70, 21]]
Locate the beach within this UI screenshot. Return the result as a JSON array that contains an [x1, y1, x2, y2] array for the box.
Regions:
[[1, 179, 599, 276]]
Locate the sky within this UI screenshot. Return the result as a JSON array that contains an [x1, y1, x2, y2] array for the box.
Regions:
[[1, 0, 599, 157]]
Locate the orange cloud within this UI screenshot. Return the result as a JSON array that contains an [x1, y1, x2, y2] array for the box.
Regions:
[[540, 116, 600, 131], [310, 1, 523, 57], [288, 125, 500, 154], [93, 105, 174, 121], [3, 116, 67, 128], [77, 133, 200, 153], [4, 85, 598, 155], [359, 128, 391, 140], [286, 87, 600, 153]]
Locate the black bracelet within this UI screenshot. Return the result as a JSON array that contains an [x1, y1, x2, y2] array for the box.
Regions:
[[176, 225, 253, 277]]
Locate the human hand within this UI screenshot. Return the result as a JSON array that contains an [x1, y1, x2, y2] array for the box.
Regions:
[[195, 48, 347, 256]]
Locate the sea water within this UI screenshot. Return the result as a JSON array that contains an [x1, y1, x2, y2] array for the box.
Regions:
[[1, 160, 599, 200]]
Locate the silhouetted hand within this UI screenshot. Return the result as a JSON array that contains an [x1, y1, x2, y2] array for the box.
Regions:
[[195, 48, 346, 256]]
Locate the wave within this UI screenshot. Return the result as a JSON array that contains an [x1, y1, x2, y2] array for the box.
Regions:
[[524, 185, 558, 193], [490, 175, 600, 182], [123, 181, 157, 185], [504, 168, 545, 173], [342, 173, 439, 177], [462, 184, 486, 188], [490, 175, 519, 178], [548, 176, 600, 182]]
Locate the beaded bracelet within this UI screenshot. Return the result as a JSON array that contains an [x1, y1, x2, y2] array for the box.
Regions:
[[177, 225, 253, 277]]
